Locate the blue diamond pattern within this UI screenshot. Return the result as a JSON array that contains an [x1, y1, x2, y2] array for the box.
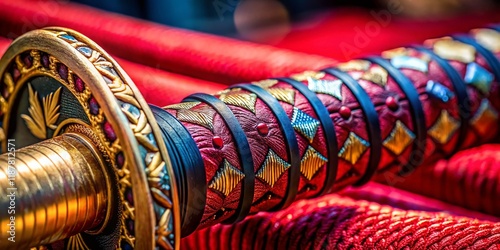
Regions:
[[390, 55, 428, 72], [464, 62, 494, 94], [426, 80, 454, 103]]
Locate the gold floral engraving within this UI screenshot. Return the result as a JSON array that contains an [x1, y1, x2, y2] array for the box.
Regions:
[[21, 84, 61, 139], [66, 234, 90, 250]]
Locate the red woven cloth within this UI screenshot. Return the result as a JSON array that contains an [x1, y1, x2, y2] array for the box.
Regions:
[[181, 194, 500, 249]]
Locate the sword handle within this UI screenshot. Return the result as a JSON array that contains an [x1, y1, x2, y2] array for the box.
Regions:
[[156, 28, 500, 235]]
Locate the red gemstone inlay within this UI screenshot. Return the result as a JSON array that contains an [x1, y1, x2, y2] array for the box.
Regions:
[[23, 53, 33, 68], [386, 96, 399, 111], [73, 75, 85, 93], [41, 53, 50, 68], [212, 136, 224, 149], [339, 106, 351, 119], [57, 63, 68, 80], [116, 152, 125, 169], [11, 67, 20, 82], [103, 121, 117, 142], [257, 123, 269, 136], [89, 97, 100, 115]]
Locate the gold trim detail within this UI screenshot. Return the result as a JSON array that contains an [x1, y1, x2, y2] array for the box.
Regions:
[[300, 146, 328, 181], [209, 159, 245, 196], [433, 39, 476, 63], [176, 109, 214, 130], [470, 99, 499, 136], [428, 110, 460, 144], [219, 92, 257, 113], [20, 84, 61, 139], [338, 132, 370, 165], [266, 88, 295, 105], [164, 101, 200, 110], [256, 149, 291, 188], [336, 60, 371, 72], [252, 79, 278, 88], [472, 28, 500, 53], [361, 65, 388, 88], [290, 70, 325, 82], [383, 120, 415, 155]]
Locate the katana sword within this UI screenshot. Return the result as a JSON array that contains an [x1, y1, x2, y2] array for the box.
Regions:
[[0, 26, 499, 250]]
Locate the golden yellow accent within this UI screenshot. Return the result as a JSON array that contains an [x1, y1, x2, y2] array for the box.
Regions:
[[252, 79, 278, 88], [473, 28, 500, 53], [67, 234, 91, 250], [300, 146, 328, 180], [428, 110, 460, 144], [433, 39, 476, 63], [256, 149, 291, 188], [290, 70, 325, 81], [338, 132, 370, 165], [361, 65, 388, 87], [266, 88, 295, 105], [43, 87, 62, 130], [383, 120, 415, 155], [219, 92, 257, 113], [336, 60, 371, 72], [0, 134, 108, 249], [20, 84, 61, 139], [176, 109, 214, 130], [381, 47, 408, 59], [0, 127, 4, 142], [470, 99, 499, 136], [164, 101, 200, 110], [21, 84, 45, 139], [209, 159, 245, 196], [0, 28, 181, 249]]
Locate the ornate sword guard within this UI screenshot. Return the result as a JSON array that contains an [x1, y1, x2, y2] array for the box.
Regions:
[[0, 28, 180, 249]]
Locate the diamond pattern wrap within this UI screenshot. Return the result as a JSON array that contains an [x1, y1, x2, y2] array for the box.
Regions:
[[162, 28, 500, 231]]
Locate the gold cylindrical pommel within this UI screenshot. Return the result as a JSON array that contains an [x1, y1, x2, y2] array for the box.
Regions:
[[0, 133, 109, 249]]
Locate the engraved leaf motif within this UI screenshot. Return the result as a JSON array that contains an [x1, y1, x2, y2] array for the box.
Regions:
[[43, 87, 61, 129], [20, 85, 46, 139]]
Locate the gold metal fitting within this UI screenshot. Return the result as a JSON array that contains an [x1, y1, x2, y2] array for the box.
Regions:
[[0, 133, 109, 249]]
